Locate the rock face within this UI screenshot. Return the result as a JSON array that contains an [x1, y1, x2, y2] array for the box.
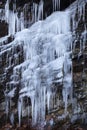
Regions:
[[72, 1, 87, 124], [0, 0, 87, 129], [0, 20, 8, 37]]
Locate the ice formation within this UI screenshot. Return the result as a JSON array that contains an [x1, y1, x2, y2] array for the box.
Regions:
[[38, 0, 44, 20], [0, 0, 87, 127], [0, 0, 61, 35], [10, 112, 14, 126], [7, 10, 73, 125], [67, 0, 87, 55], [4, 0, 25, 35], [53, 0, 60, 11], [1, 0, 44, 35], [5, 0, 16, 34], [4, 0, 41, 34]]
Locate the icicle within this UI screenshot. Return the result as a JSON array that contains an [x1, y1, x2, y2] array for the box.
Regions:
[[4, 88, 10, 118], [58, 0, 60, 10], [5, 0, 9, 23], [31, 96, 35, 125], [10, 113, 14, 126], [81, 27, 87, 50], [16, 13, 21, 32], [53, 0, 54, 11], [18, 98, 22, 127], [83, 4, 85, 22], [20, 12, 24, 31], [5, 97, 9, 117], [55, 0, 57, 11], [53, 0, 60, 11], [43, 87, 46, 121], [33, 3, 38, 22], [34, 98, 38, 124], [27, 104, 30, 123], [40, 87, 46, 122], [38, 0, 44, 21], [62, 87, 68, 114], [47, 91, 51, 111], [63, 53, 72, 114], [79, 5, 83, 20], [9, 11, 16, 35]]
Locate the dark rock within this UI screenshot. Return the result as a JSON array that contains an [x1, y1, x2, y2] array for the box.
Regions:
[[0, 20, 8, 38]]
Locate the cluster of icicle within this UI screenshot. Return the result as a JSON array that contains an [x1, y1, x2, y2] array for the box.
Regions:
[[5, 0, 24, 35], [67, 0, 87, 54], [1, 0, 87, 127], [6, 10, 73, 126], [0, 0, 60, 35], [53, 0, 60, 11], [4, 0, 44, 35]]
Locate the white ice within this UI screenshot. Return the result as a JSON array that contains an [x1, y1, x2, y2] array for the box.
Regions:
[[13, 10, 73, 125]]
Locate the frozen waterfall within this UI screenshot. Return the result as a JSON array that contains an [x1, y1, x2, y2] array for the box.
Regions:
[[0, 0, 87, 128], [9, 10, 73, 125]]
